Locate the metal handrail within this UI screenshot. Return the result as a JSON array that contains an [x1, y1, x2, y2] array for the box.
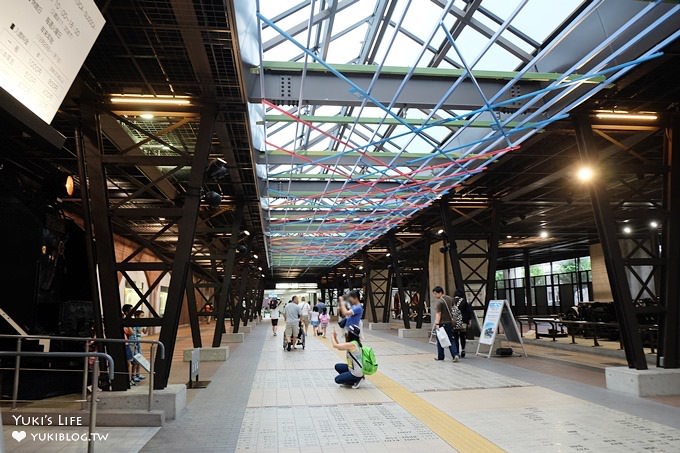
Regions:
[[0, 351, 112, 453], [0, 334, 165, 359], [0, 334, 165, 412]]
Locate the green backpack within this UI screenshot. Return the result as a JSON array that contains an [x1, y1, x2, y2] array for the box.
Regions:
[[351, 341, 378, 375]]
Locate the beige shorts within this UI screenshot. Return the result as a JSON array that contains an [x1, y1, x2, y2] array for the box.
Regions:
[[301, 315, 310, 326], [284, 323, 300, 338]]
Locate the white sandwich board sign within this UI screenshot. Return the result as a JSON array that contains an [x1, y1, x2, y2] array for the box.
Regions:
[[476, 300, 526, 358]]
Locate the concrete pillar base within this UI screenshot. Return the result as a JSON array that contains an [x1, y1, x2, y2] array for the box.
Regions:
[[97, 384, 186, 420], [183, 347, 229, 362], [222, 333, 245, 343], [605, 366, 680, 397], [398, 328, 430, 338], [369, 323, 391, 331]]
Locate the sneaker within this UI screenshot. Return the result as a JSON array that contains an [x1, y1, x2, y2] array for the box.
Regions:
[[274, 332, 277, 336], [461, 350, 466, 358], [129, 380, 136, 386], [136, 375, 146, 380], [433, 358, 444, 361], [352, 378, 364, 389], [453, 355, 460, 362], [287, 344, 292, 351], [132, 376, 141, 382]]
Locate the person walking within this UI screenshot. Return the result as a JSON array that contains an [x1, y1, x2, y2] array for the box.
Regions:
[[319, 308, 330, 337], [338, 290, 363, 340], [316, 299, 326, 316], [283, 296, 301, 351], [311, 306, 320, 335], [454, 288, 472, 357], [432, 286, 460, 362], [300, 298, 312, 335], [331, 325, 364, 389], [270, 299, 281, 336], [131, 310, 147, 383]]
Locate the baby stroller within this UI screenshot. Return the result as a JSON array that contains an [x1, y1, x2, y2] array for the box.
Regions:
[[283, 320, 306, 350]]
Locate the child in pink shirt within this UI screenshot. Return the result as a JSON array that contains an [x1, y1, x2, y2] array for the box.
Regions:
[[319, 309, 330, 337]]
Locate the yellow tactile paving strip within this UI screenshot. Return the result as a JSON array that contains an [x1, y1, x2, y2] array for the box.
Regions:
[[319, 334, 503, 453]]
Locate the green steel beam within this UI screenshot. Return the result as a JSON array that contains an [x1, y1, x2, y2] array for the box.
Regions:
[[261, 115, 529, 127], [268, 173, 430, 181], [254, 61, 606, 83]]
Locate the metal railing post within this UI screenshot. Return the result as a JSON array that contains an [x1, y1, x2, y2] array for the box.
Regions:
[[148, 344, 156, 411], [81, 341, 90, 410], [87, 359, 99, 453], [12, 338, 22, 409]]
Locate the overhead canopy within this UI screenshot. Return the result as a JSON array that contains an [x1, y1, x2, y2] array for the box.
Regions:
[[234, 0, 680, 278]]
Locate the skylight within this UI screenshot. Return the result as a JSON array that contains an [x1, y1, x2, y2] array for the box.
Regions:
[[235, 0, 680, 274]]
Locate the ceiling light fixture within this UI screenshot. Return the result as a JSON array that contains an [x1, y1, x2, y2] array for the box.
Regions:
[[539, 231, 549, 239], [110, 94, 191, 106], [253, 254, 259, 259], [594, 111, 658, 121], [506, 235, 512, 239], [576, 165, 595, 183], [623, 226, 632, 234], [140, 113, 154, 120], [386, 253, 391, 257], [437, 229, 445, 236], [650, 221, 659, 229], [243, 230, 251, 236], [64, 175, 74, 196]]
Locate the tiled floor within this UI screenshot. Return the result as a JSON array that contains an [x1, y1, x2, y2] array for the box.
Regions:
[[5, 321, 679, 452], [236, 328, 456, 453]]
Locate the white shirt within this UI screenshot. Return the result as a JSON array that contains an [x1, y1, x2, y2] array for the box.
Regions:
[[270, 305, 280, 320], [300, 302, 311, 316]]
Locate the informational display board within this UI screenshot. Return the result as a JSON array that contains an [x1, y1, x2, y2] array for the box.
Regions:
[[0, 0, 105, 124], [476, 300, 526, 358], [479, 300, 504, 346]]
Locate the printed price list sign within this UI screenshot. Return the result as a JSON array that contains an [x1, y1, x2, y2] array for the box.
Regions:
[[0, 0, 105, 124]]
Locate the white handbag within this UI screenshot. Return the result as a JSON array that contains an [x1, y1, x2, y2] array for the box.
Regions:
[[436, 326, 451, 347]]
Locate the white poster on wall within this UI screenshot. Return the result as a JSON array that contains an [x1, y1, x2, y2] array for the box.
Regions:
[[0, 0, 105, 124]]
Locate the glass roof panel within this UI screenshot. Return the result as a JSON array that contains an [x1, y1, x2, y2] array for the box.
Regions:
[[511, 0, 585, 42], [246, 0, 664, 273]]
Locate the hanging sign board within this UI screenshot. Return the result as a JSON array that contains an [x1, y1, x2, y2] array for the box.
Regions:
[[476, 300, 526, 358], [0, 0, 105, 124]]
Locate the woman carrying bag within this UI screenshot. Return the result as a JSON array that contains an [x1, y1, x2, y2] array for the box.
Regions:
[[432, 286, 460, 362]]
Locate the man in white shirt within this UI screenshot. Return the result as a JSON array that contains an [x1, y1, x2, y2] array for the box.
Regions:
[[284, 296, 301, 351], [299, 298, 311, 335]]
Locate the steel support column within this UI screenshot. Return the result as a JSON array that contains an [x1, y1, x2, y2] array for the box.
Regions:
[[232, 262, 249, 334], [440, 199, 464, 290], [575, 114, 647, 370], [78, 105, 128, 390], [416, 241, 430, 329], [662, 118, 680, 368], [74, 124, 104, 339], [389, 236, 410, 329], [185, 274, 202, 348], [523, 249, 534, 322], [155, 107, 217, 389], [363, 254, 378, 322], [212, 205, 244, 346], [484, 208, 501, 313]]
